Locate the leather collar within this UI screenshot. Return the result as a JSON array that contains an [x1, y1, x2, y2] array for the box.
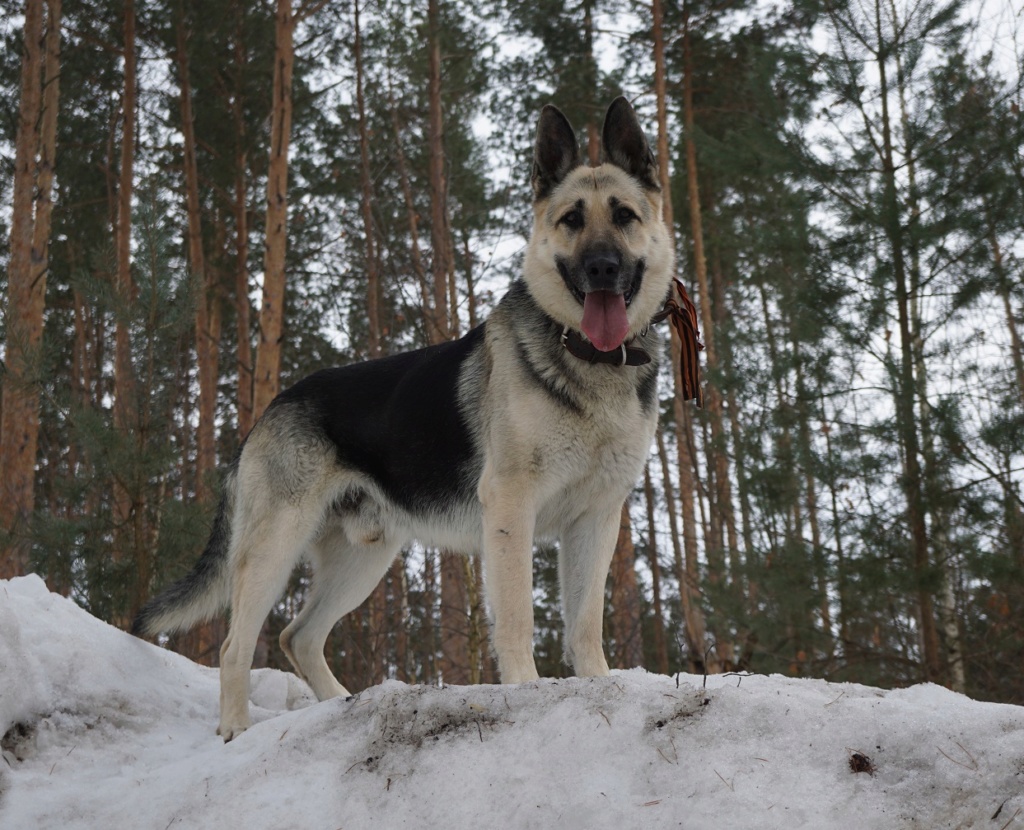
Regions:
[[559, 326, 652, 367]]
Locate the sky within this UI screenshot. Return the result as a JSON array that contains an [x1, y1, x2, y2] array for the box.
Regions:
[[3, 573, 1023, 829]]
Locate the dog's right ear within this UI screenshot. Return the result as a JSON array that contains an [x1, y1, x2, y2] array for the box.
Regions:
[[532, 104, 581, 201]]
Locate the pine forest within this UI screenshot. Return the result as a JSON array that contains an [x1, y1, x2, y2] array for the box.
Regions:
[[2, 0, 1023, 704]]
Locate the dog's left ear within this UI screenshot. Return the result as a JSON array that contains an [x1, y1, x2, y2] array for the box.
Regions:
[[601, 97, 660, 191]]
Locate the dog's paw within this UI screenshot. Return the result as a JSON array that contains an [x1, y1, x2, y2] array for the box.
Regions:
[[497, 654, 541, 684], [217, 719, 251, 743]]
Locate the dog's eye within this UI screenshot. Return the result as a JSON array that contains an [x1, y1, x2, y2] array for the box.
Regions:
[[613, 206, 639, 226], [559, 209, 584, 231]]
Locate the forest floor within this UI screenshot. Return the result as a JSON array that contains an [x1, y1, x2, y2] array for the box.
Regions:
[[2, 574, 1023, 829]]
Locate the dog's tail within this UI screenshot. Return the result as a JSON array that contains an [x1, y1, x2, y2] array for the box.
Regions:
[[131, 463, 239, 638]]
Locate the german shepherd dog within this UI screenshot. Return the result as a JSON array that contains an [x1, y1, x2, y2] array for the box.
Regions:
[[134, 97, 675, 741]]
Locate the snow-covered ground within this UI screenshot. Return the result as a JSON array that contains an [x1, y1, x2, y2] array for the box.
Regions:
[[2, 574, 1022, 829]]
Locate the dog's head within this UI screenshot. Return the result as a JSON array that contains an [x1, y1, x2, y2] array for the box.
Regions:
[[523, 97, 674, 352]]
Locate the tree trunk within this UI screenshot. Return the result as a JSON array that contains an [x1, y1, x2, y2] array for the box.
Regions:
[[391, 557, 411, 681], [820, 393, 850, 651], [710, 249, 739, 571], [423, 549, 438, 684], [386, 73, 432, 331], [439, 552, 469, 684], [252, 0, 295, 421], [652, 0, 716, 673], [657, 428, 714, 673], [176, 7, 218, 502], [681, 14, 734, 619], [872, 0, 940, 682], [233, 150, 253, 439], [425, 0, 472, 683], [111, 0, 139, 598], [608, 503, 643, 668], [643, 464, 669, 674], [888, 4, 962, 690], [232, 5, 253, 440], [0, 0, 57, 577], [462, 234, 478, 330], [988, 228, 1024, 401], [793, 334, 833, 659], [462, 556, 485, 683], [582, 0, 600, 165], [727, 385, 756, 599], [353, 0, 381, 359], [426, 0, 449, 344]]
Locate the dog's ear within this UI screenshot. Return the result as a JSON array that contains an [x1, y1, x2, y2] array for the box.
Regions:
[[601, 97, 660, 191], [532, 104, 581, 201]]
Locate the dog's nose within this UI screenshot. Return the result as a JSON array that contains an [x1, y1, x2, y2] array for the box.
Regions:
[[583, 252, 621, 288]]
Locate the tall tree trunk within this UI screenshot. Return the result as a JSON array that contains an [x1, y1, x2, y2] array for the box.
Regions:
[[682, 14, 734, 619], [643, 464, 669, 674], [391, 556, 411, 681], [423, 549, 438, 683], [988, 228, 1024, 401], [112, 0, 139, 604], [426, 0, 449, 344], [176, 7, 217, 503], [793, 334, 833, 659], [609, 504, 643, 668], [872, 0, 940, 682], [726, 384, 756, 598], [888, 4, 962, 691], [710, 249, 739, 567], [582, 0, 600, 164], [233, 150, 253, 439], [462, 234, 478, 330], [0, 0, 58, 577], [657, 427, 713, 672], [820, 393, 850, 651], [426, 0, 471, 682], [760, 286, 808, 671], [439, 553, 469, 684], [652, 0, 716, 673], [353, 0, 381, 358], [252, 0, 294, 421], [462, 556, 484, 683], [232, 4, 253, 440], [386, 72, 432, 331]]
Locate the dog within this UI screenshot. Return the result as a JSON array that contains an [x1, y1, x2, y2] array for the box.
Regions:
[[133, 96, 675, 741]]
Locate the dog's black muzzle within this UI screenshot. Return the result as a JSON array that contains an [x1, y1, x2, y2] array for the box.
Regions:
[[557, 253, 646, 306]]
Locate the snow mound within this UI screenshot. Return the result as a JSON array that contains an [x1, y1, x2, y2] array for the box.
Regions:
[[1, 575, 1022, 829]]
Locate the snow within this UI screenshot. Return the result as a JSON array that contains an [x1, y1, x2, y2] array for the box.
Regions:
[[2, 575, 1022, 829]]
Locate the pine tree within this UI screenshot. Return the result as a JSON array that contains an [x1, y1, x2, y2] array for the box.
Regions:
[[0, 0, 60, 577]]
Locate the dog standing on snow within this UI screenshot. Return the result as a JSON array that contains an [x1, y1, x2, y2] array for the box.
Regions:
[[134, 96, 676, 741]]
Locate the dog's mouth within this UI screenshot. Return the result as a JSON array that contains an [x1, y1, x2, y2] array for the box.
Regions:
[[556, 258, 646, 308], [556, 259, 646, 352]]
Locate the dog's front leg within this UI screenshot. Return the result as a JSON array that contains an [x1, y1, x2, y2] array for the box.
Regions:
[[559, 505, 622, 677], [479, 464, 540, 684]]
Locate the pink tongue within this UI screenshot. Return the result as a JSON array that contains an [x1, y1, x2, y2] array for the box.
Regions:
[[581, 290, 630, 352]]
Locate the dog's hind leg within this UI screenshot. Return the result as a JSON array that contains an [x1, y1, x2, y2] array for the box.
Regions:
[[218, 506, 316, 742], [558, 504, 622, 677], [279, 522, 399, 702]]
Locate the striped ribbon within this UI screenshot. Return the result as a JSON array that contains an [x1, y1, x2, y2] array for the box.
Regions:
[[656, 278, 704, 408]]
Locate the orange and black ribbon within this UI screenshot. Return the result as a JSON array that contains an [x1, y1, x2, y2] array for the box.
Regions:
[[653, 278, 704, 408]]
